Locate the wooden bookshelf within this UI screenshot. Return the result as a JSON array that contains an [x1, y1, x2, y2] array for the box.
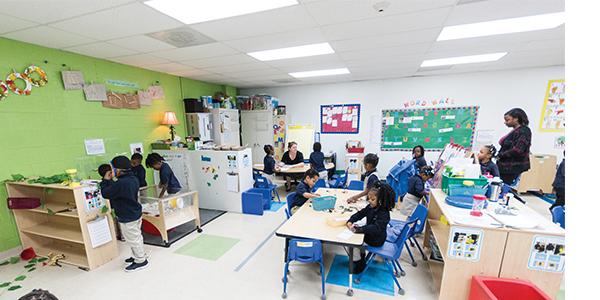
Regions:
[[6, 182, 118, 270]]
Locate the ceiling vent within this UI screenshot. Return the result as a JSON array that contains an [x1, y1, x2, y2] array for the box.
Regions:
[[457, 0, 489, 5], [146, 27, 215, 48]]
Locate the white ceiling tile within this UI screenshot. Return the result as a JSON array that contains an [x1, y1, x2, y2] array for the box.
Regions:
[[145, 62, 197, 73], [190, 5, 317, 41], [109, 53, 170, 66], [344, 55, 424, 68], [168, 69, 216, 77], [0, 13, 38, 34], [518, 38, 565, 52], [304, 0, 457, 26], [224, 68, 288, 80], [264, 54, 345, 70], [0, 0, 135, 24], [50, 2, 183, 40], [65, 42, 138, 58], [338, 43, 431, 61], [321, 7, 452, 40], [446, 0, 564, 25], [184, 54, 261, 68], [202, 62, 274, 74], [222, 28, 327, 52], [330, 28, 440, 52], [3, 26, 96, 48], [107, 35, 176, 52], [150, 43, 238, 61]]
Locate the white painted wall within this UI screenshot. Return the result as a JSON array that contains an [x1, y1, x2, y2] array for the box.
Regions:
[[242, 66, 565, 175]]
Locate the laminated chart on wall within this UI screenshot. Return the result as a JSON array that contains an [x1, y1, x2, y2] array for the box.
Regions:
[[447, 226, 484, 262], [527, 235, 565, 273], [381, 106, 479, 151], [320, 104, 360, 134], [286, 124, 314, 156], [539, 79, 565, 132]]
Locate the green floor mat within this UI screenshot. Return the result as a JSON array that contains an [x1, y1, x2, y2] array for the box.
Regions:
[[175, 234, 240, 261]]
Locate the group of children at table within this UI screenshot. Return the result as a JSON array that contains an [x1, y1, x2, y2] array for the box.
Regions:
[[267, 142, 503, 273], [96, 152, 182, 272]]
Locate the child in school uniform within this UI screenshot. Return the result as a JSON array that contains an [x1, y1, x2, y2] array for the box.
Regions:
[[550, 153, 565, 210], [99, 156, 149, 272], [145, 153, 182, 198], [412, 145, 427, 170], [310, 142, 328, 184], [130, 153, 147, 188], [477, 145, 500, 178], [346, 181, 395, 274], [347, 153, 379, 203], [399, 166, 434, 216], [290, 169, 321, 215], [262, 144, 279, 183]]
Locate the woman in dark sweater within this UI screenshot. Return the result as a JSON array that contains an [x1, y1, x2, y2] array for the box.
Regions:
[[281, 141, 305, 191], [497, 108, 532, 186]]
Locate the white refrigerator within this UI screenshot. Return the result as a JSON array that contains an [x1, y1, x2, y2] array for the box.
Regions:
[[211, 108, 240, 146], [241, 110, 276, 164], [185, 113, 213, 142]]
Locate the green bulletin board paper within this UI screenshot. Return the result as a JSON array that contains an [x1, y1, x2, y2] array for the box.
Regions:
[[381, 106, 479, 151]]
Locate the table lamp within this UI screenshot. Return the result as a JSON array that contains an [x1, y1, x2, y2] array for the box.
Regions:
[[161, 111, 179, 141]]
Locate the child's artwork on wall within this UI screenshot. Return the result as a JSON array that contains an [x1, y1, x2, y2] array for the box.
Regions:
[[447, 226, 484, 262], [539, 79, 565, 132], [273, 115, 286, 160], [122, 93, 140, 109], [61, 70, 85, 90], [320, 104, 360, 134], [138, 90, 152, 106], [148, 85, 165, 100], [83, 84, 107, 101], [527, 235, 565, 273], [103, 92, 124, 109]]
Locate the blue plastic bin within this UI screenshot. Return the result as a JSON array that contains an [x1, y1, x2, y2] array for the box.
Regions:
[[312, 196, 336, 211], [242, 188, 271, 215]]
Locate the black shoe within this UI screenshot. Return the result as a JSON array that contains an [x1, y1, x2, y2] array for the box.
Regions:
[[125, 260, 148, 272], [351, 258, 366, 274], [124, 257, 135, 264]]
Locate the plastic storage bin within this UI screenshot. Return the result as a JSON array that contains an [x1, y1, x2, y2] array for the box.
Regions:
[[448, 184, 488, 197], [468, 276, 551, 300], [312, 196, 336, 211], [442, 174, 488, 193]]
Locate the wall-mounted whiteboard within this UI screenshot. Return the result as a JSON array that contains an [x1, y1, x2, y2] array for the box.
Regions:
[[286, 124, 314, 157]]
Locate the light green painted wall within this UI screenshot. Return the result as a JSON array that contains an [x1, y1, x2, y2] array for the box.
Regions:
[[0, 37, 235, 252]]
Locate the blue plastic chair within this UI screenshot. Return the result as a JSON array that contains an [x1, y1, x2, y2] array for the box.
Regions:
[[255, 174, 281, 202], [328, 169, 348, 188], [282, 238, 326, 300], [285, 192, 297, 219], [387, 204, 429, 267], [313, 179, 326, 192], [347, 180, 364, 191], [355, 220, 418, 295], [551, 205, 565, 228]]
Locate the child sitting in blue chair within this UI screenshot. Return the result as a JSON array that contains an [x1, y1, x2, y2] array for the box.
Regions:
[[346, 180, 395, 274]]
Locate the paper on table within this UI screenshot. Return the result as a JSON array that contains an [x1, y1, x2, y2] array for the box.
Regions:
[[87, 216, 112, 248], [337, 228, 354, 240]]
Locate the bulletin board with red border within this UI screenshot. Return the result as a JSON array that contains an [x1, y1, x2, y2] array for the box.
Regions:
[[381, 106, 479, 151], [320, 104, 361, 134]]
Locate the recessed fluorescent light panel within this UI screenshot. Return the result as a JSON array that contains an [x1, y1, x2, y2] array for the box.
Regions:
[[289, 68, 350, 78], [421, 52, 507, 67], [248, 43, 335, 61], [144, 0, 298, 24], [437, 12, 565, 41]]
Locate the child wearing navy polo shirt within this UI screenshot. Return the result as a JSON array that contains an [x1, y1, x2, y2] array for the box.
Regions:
[[290, 169, 321, 214]]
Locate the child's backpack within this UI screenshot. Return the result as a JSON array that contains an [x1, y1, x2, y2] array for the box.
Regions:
[[386, 159, 417, 202]]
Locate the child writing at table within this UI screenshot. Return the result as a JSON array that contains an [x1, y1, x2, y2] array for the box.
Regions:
[[290, 169, 321, 215], [399, 166, 433, 216], [477, 145, 500, 178], [346, 180, 395, 274], [347, 153, 379, 203], [145, 153, 182, 198]]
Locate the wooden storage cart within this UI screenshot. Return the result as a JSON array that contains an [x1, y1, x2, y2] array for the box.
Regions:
[[6, 182, 118, 271], [139, 186, 201, 247]]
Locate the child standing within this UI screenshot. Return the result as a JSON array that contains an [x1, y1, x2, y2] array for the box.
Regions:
[[99, 156, 149, 272], [131, 153, 147, 188], [477, 145, 500, 178], [399, 166, 434, 216], [412, 145, 427, 170], [347, 153, 379, 203], [346, 181, 395, 274], [263, 144, 279, 183], [310, 142, 328, 183], [290, 169, 321, 215], [145, 153, 181, 198]]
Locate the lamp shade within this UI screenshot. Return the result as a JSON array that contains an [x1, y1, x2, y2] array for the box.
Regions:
[[161, 111, 179, 125]]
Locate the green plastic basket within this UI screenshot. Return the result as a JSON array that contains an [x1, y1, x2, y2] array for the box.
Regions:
[[312, 196, 337, 211], [442, 174, 488, 194]]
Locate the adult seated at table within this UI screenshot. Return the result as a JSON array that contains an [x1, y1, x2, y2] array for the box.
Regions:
[[281, 141, 305, 191]]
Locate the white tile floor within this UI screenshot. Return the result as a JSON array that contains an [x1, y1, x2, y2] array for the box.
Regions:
[[0, 192, 555, 300]]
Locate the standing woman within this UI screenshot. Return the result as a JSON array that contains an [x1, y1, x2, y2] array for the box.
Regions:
[[497, 108, 532, 187], [281, 141, 305, 191]]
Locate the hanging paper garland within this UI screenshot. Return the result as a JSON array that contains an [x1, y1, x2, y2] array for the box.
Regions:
[[23, 65, 48, 87], [6, 72, 32, 95], [0, 81, 8, 101]]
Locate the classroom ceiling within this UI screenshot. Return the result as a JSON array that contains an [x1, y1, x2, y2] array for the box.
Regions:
[[0, 0, 565, 89]]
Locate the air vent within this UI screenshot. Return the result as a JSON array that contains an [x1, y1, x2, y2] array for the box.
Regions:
[[457, 0, 489, 5], [272, 78, 300, 84], [417, 65, 453, 72], [146, 27, 215, 48]]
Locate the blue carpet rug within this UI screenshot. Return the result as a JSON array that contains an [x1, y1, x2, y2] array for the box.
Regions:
[[267, 201, 286, 212], [325, 254, 395, 296], [530, 191, 556, 204]]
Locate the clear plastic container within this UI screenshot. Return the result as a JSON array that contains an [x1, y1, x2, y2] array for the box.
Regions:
[[470, 194, 487, 217]]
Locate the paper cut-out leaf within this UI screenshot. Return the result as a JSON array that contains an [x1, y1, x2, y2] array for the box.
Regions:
[[14, 275, 26, 281], [8, 285, 22, 291]]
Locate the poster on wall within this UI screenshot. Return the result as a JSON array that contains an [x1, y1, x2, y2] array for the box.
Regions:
[[83, 84, 107, 101], [273, 115, 286, 160], [61, 71, 85, 90], [447, 226, 484, 262], [103, 92, 125, 109], [527, 235, 565, 273], [148, 85, 165, 100], [84, 139, 105, 155], [320, 104, 360, 134], [539, 79, 565, 132], [130, 143, 143, 155], [138, 90, 152, 106]]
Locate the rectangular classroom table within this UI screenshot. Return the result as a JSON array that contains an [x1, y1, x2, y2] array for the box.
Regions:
[[424, 189, 565, 300], [276, 188, 365, 296], [253, 162, 335, 175]]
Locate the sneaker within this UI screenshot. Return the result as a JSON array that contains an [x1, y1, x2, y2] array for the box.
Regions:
[[125, 260, 149, 272], [124, 257, 135, 264]]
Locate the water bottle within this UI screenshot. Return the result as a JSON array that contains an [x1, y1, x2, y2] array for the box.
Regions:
[[488, 178, 503, 202]]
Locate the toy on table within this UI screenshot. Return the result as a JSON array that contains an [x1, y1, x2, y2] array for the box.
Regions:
[[470, 194, 487, 217]]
